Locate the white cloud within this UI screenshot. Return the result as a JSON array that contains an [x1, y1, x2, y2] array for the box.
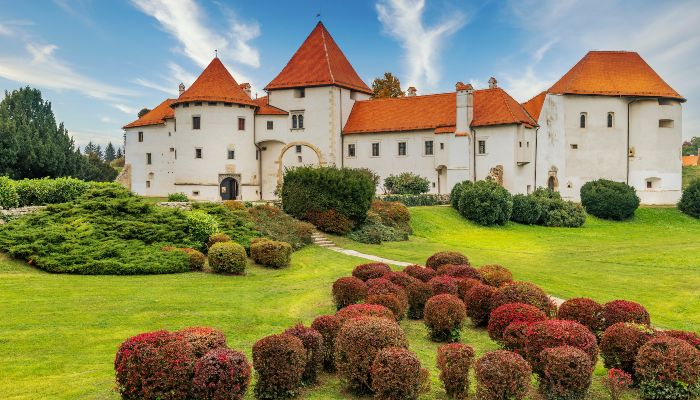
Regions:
[[376, 0, 467, 91], [133, 78, 175, 96], [112, 104, 138, 115]]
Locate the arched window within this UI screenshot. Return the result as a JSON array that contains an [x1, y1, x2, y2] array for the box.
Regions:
[[580, 113, 587, 128], [298, 114, 304, 129], [292, 115, 297, 129], [607, 112, 614, 128]]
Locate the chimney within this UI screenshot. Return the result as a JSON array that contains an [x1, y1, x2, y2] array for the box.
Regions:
[[240, 83, 252, 98], [178, 83, 186, 96], [407, 86, 417, 97], [488, 77, 498, 89], [455, 82, 474, 134]]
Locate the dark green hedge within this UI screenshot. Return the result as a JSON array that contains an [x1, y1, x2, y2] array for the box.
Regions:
[[679, 179, 700, 219], [457, 180, 512, 226], [580, 179, 640, 220], [511, 194, 542, 225]]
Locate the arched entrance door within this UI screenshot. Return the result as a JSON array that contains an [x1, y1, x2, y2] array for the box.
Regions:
[[220, 177, 239, 200]]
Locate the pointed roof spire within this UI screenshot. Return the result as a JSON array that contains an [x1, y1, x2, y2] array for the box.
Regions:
[[172, 58, 257, 106], [265, 22, 372, 94]]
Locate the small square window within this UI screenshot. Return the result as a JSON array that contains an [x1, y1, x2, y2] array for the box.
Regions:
[[295, 145, 302, 154], [195, 148, 202, 159], [440, 142, 444, 150], [478, 140, 486, 155], [647, 181, 653, 189], [424, 140, 434, 155], [295, 88, 306, 98], [183, 103, 190, 108], [371, 142, 380, 157], [659, 119, 674, 128], [138, 131, 144, 142], [266, 121, 273, 130], [398, 141, 407, 156], [208, 102, 217, 106], [228, 150, 235, 160], [347, 143, 356, 157], [571, 144, 579, 149], [238, 117, 245, 131], [192, 191, 199, 196], [192, 116, 201, 130], [146, 153, 152, 165]]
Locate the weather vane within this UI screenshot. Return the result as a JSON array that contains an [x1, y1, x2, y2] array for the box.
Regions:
[[215, 49, 218, 58]]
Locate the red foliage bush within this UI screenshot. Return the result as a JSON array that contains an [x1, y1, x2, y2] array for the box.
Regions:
[[382, 271, 420, 288], [456, 278, 482, 299], [525, 319, 598, 374], [192, 348, 251, 400], [367, 293, 406, 320], [491, 281, 555, 316], [487, 303, 547, 344], [176, 326, 228, 358], [557, 298, 604, 335], [635, 336, 700, 400], [600, 322, 656, 377], [478, 264, 513, 287], [426, 251, 469, 270], [424, 294, 467, 342], [335, 317, 408, 394], [406, 281, 432, 319], [601, 300, 651, 330], [283, 324, 323, 385], [305, 209, 354, 234], [181, 247, 206, 271], [332, 276, 367, 310], [464, 284, 498, 327], [604, 369, 633, 400], [335, 303, 395, 325], [436, 264, 481, 280], [539, 346, 594, 400], [475, 350, 531, 400], [371, 347, 426, 400], [252, 334, 306, 400], [352, 262, 392, 281], [663, 330, 700, 351], [502, 322, 531, 355], [429, 275, 459, 296], [114, 330, 196, 400], [437, 343, 475, 399], [403, 264, 437, 282], [311, 315, 341, 372]]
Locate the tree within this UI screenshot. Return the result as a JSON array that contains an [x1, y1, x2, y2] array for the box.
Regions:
[[371, 72, 405, 99], [104, 142, 116, 162], [138, 108, 151, 118], [683, 137, 700, 156], [116, 147, 123, 159]]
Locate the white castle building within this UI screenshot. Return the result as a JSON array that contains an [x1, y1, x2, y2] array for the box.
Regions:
[[123, 22, 685, 204]]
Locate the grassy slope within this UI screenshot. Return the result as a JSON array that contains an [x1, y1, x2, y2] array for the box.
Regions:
[[684, 165, 700, 188]]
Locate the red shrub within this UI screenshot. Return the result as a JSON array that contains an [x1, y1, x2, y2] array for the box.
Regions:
[[367, 277, 408, 311], [524, 320, 598, 374], [539, 346, 594, 400], [403, 264, 437, 282], [663, 330, 700, 351], [600, 322, 656, 377], [382, 271, 420, 288], [557, 298, 604, 335], [456, 278, 482, 299], [367, 293, 406, 320], [283, 324, 323, 385], [114, 330, 196, 400], [436, 264, 481, 280], [181, 247, 206, 271], [429, 275, 459, 296], [437, 343, 475, 399], [352, 262, 392, 281], [335, 303, 395, 325], [601, 300, 650, 330], [176, 326, 228, 358], [192, 348, 251, 400], [478, 264, 513, 287], [371, 347, 426, 400], [604, 369, 633, 400], [252, 334, 306, 400], [475, 350, 531, 400], [406, 281, 432, 319], [335, 317, 408, 394], [332, 276, 367, 310], [635, 336, 700, 400], [311, 315, 341, 372], [491, 281, 555, 316], [464, 284, 498, 327], [502, 322, 531, 355], [424, 294, 467, 342], [426, 251, 469, 270], [305, 209, 354, 234], [488, 303, 547, 344]]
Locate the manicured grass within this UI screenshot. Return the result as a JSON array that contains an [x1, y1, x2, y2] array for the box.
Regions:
[[684, 165, 700, 188]]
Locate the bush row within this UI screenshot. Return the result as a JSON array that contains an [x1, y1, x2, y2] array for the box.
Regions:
[[378, 193, 450, 206], [0, 176, 120, 209]]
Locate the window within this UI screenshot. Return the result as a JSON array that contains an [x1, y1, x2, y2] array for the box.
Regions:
[[295, 145, 302, 154], [659, 119, 674, 128], [228, 150, 235, 160], [194, 102, 202, 106], [658, 99, 673, 106], [238, 117, 245, 131], [398, 141, 407, 156], [224, 103, 232, 107], [174, 119, 177, 131], [266, 121, 273, 130], [138, 131, 144, 142], [478, 140, 486, 155], [195, 148, 202, 159], [579, 112, 587, 128], [192, 116, 201, 130], [291, 112, 304, 129], [519, 141, 523, 148], [347, 143, 356, 157], [146, 153, 152, 165], [294, 88, 306, 98], [571, 144, 579, 149], [371, 142, 380, 157], [192, 191, 199, 196], [607, 112, 614, 128], [298, 114, 304, 129], [647, 181, 653, 189], [183, 102, 190, 108], [238, 104, 246, 108], [440, 142, 444, 150], [208, 102, 217, 106], [424, 140, 434, 155], [146, 181, 150, 188]]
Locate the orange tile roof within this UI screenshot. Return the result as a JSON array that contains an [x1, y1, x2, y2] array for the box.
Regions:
[[254, 96, 288, 115], [172, 57, 257, 107], [123, 98, 175, 129], [265, 22, 372, 94], [548, 51, 684, 101], [683, 155, 699, 166], [473, 88, 537, 128], [522, 91, 546, 122]]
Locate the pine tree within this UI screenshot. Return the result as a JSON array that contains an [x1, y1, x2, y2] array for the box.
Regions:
[[104, 142, 116, 162], [116, 147, 123, 159]]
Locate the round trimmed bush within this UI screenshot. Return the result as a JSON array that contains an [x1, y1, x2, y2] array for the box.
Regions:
[[250, 239, 292, 268], [208, 241, 246, 275], [478, 264, 513, 287], [181, 247, 206, 271], [176, 326, 227, 358], [557, 297, 604, 335], [0, 176, 19, 209], [525, 320, 598, 374], [207, 232, 231, 249], [539, 345, 594, 400], [252, 334, 306, 400], [352, 262, 392, 281], [475, 350, 531, 400], [383, 172, 430, 195], [370, 347, 425, 399], [636, 336, 700, 400], [488, 303, 547, 344], [332, 276, 367, 310], [382, 271, 419, 288], [602, 300, 650, 330], [679, 179, 700, 219], [581, 179, 640, 220], [511, 193, 543, 225], [305, 209, 355, 234], [222, 200, 246, 211], [403, 264, 437, 282], [335, 316, 408, 394], [464, 284, 498, 327], [406, 281, 432, 319], [663, 330, 700, 351], [437, 343, 475, 399], [502, 322, 531, 355], [600, 322, 656, 376], [367, 293, 406, 320], [193, 348, 251, 400], [283, 324, 323, 385], [424, 294, 467, 342], [428, 275, 459, 296], [335, 303, 395, 325], [311, 315, 341, 372], [457, 179, 513, 226], [540, 199, 587, 227], [426, 251, 469, 270], [492, 281, 555, 316], [456, 277, 482, 299], [436, 263, 480, 280]]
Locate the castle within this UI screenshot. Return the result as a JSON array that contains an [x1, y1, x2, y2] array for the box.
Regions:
[[123, 22, 685, 204]]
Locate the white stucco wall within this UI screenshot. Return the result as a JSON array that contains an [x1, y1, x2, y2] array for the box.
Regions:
[[474, 124, 536, 194], [124, 120, 175, 197]]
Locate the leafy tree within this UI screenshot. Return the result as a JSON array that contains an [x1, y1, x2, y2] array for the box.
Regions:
[[371, 72, 405, 99], [138, 107, 151, 118], [683, 137, 700, 156], [104, 142, 116, 162]]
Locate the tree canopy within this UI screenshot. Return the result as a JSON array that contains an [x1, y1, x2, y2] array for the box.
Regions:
[[137, 108, 151, 118], [683, 137, 700, 156], [371, 72, 405, 99]]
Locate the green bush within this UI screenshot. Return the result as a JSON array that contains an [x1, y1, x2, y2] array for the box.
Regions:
[[208, 241, 247, 275], [380, 193, 450, 207], [450, 181, 471, 209], [207, 232, 231, 249], [14, 177, 89, 206], [511, 194, 543, 225], [348, 200, 411, 244], [580, 179, 639, 220], [679, 179, 700, 219], [0, 176, 18, 209], [248, 205, 313, 251], [383, 172, 430, 195], [167, 192, 188, 202], [458, 180, 512, 226], [191, 202, 260, 250], [185, 211, 219, 250], [250, 238, 292, 268], [305, 209, 355, 234], [541, 200, 586, 228]]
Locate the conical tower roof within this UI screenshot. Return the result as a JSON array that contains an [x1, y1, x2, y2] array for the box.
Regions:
[[172, 58, 257, 106]]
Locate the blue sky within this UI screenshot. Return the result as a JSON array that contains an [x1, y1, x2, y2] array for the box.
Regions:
[[0, 0, 698, 149]]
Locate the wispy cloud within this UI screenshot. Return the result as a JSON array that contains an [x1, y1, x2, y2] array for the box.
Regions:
[[52, 0, 96, 28], [112, 104, 138, 115], [376, 0, 467, 92]]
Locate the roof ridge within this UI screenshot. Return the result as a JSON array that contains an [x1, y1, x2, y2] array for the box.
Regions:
[[320, 25, 335, 83], [497, 88, 519, 124], [355, 92, 455, 103]]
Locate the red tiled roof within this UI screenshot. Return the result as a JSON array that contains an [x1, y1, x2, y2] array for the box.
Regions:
[[254, 96, 288, 115], [548, 51, 684, 101], [683, 155, 699, 166], [265, 22, 372, 94], [123, 98, 175, 129], [172, 58, 257, 106], [522, 91, 546, 122], [472, 88, 537, 128]]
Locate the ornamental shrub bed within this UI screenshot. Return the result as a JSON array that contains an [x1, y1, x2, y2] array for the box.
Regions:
[[0, 176, 19, 208], [222, 200, 246, 211], [502, 322, 531, 355], [635, 336, 700, 400], [382, 271, 419, 288], [252, 334, 306, 400], [406, 281, 432, 319], [14, 177, 92, 206], [207, 232, 231, 249], [311, 315, 341, 372], [426, 251, 469, 269], [679, 178, 700, 218], [580, 179, 640, 220], [367, 293, 406, 320], [487, 303, 547, 344], [455, 277, 482, 299], [511, 193, 543, 225], [600, 322, 656, 377], [491, 281, 555, 316], [475, 350, 531, 400], [383, 172, 430, 195], [332, 276, 367, 310], [335, 304, 395, 325], [347, 199, 412, 245], [208, 241, 247, 275], [403, 264, 437, 282], [436, 263, 480, 280], [539, 345, 594, 400], [283, 324, 323, 385], [190, 201, 260, 251], [428, 275, 459, 296], [379, 193, 450, 206], [424, 294, 467, 342], [176, 326, 227, 358], [602, 300, 651, 330], [478, 264, 513, 287], [352, 262, 392, 281], [456, 179, 513, 226], [663, 330, 700, 350], [247, 204, 314, 251], [250, 238, 292, 268], [193, 348, 251, 400], [185, 210, 220, 251], [370, 199, 412, 228], [525, 320, 598, 374], [370, 347, 426, 400], [464, 284, 498, 327], [437, 343, 474, 399], [557, 297, 604, 335], [305, 209, 355, 234]]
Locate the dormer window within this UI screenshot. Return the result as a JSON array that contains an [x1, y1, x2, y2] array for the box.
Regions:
[[580, 112, 587, 128], [294, 88, 306, 98]]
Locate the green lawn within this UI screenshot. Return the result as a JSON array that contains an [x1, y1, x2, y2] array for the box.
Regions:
[[684, 165, 700, 188]]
